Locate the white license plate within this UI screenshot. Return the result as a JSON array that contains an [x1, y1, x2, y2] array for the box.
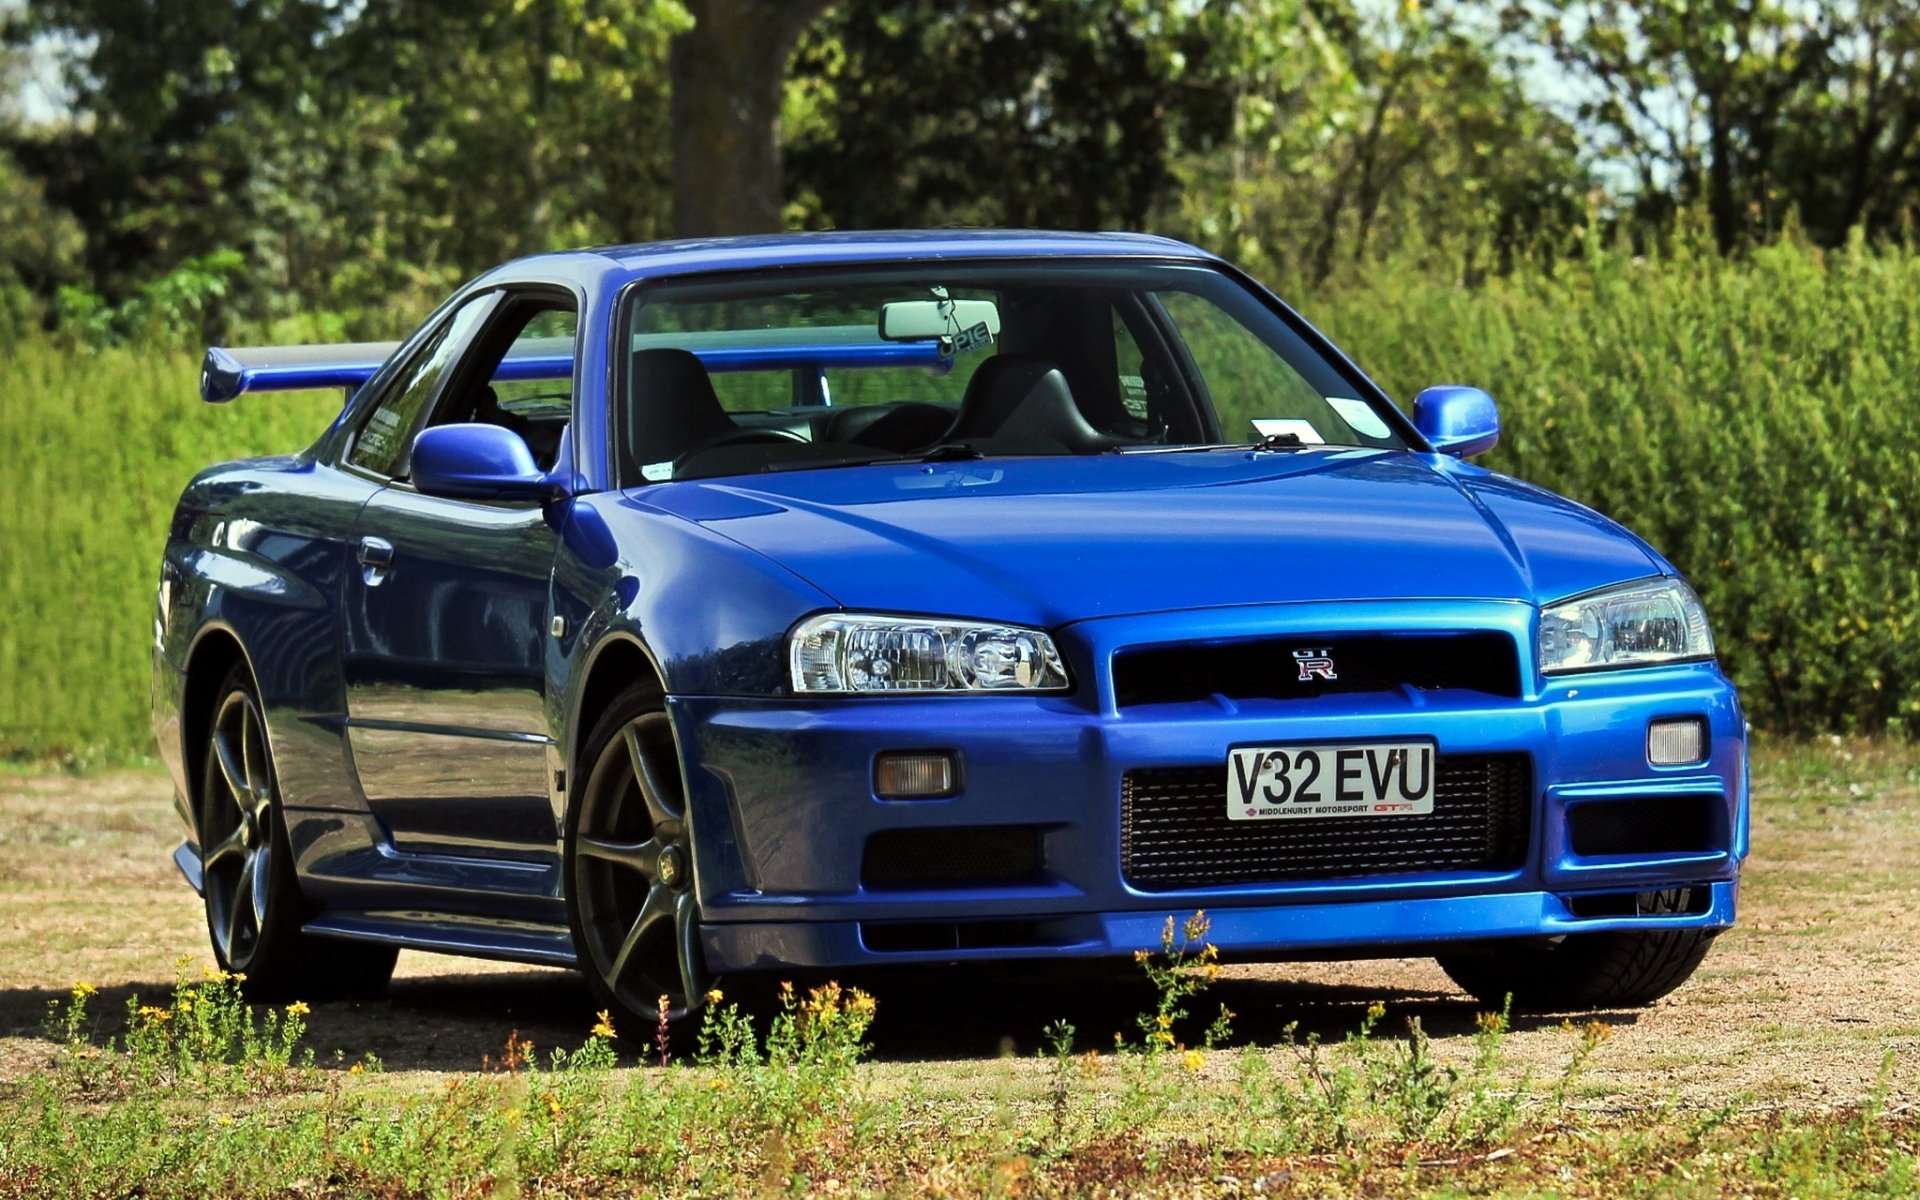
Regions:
[[1226, 742, 1435, 821]]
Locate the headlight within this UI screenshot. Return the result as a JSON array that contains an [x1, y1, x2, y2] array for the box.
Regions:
[[1538, 578, 1715, 674], [789, 613, 1070, 694]]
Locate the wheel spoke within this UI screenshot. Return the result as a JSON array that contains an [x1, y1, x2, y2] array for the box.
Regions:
[[249, 845, 272, 928], [608, 883, 675, 989], [673, 891, 703, 1011], [227, 855, 257, 957], [213, 732, 249, 809], [577, 834, 662, 879], [239, 703, 259, 801], [203, 824, 248, 870], [622, 715, 684, 829]]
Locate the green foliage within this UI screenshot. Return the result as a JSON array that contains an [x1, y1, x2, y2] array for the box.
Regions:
[[46, 966, 316, 1102], [0, 342, 339, 761], [1309, 231, 1920, 733]]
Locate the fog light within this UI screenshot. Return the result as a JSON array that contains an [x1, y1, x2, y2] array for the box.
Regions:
[[874, 752, 957, 799], [1647, 718, 1707, 766]]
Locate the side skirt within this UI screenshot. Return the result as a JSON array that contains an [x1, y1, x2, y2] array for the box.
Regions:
[[301, 910, 579, 969]]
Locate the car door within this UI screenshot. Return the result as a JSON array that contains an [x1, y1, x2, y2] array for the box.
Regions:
[[339, 289, 577, 865]]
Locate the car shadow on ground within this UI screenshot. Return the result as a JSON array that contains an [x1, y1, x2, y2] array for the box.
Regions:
[[1, 961, 1643, 1074]]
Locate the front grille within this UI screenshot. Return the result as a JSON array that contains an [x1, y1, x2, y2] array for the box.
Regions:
[[1120, 754, 1532, 890], [1112, 632, 1521, 708]]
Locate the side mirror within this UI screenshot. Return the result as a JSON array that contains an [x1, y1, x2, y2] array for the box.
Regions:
[[410, 424, 562, 501], [1412, 386, 1500, 457]]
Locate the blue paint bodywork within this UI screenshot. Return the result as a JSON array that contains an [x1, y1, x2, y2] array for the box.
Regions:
[[154, 230, 1747, 985]]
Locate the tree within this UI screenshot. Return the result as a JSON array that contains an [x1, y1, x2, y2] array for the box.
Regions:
[[787, 0, 1207, 231], [1527, 0, 1920, 249], [669, 0, 835, 236]]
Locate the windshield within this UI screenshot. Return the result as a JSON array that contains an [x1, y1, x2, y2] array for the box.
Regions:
[[616, 261, 1403, 484]]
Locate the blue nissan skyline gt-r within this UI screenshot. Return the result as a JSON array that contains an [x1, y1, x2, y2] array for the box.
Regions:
[[154, 230, 1747, 1026]]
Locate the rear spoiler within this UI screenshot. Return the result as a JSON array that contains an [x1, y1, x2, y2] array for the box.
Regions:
[[200, 333, 953, 404]]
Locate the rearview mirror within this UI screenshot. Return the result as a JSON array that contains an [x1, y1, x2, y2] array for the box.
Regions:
[[410, 424, 564, 501], [879, 298, 1002, 343], [1412, 386, 1500, 458]]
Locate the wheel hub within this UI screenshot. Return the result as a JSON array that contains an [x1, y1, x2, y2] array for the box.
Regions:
[[658, 843, 687, 889]]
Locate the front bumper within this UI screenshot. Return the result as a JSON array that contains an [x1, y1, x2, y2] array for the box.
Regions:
[[670, 601, 1748, 973]]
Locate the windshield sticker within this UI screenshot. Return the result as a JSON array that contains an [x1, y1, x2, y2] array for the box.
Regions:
[[1252, 418, 1325, 444], [1327, 397, 1390, 439], [640, 460, 674, 482], [949, 320, 994, 357]]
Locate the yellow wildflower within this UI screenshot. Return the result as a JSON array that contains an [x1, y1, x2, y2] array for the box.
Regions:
[[591, 1009, 618, 1039], [286, 1001, 311, 1018], [201, 965, 229, 982], [347, 1063, 365, 1076], [71, 981, 97, 1000], [232, 972, 247, 984], [218, 1115, 235, 1126], [545, 1093, 564, 1120], [706, 1076, 729, 1091], [847, 989, 876, 1019], [1181, 1049, 1205, 1072], [1155, 1013, 1174, 1029], [137, 1005, 172, 1024], [704, 988, 724, 1005]]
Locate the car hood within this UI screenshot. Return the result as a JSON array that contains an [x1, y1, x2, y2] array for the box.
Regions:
[[633, 449, 1663, 628]]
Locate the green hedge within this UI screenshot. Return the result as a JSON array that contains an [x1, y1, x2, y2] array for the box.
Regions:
[[1306, 237, 1920, 734], [0, 344, 341, 760], [3, 239, 1915, 758]]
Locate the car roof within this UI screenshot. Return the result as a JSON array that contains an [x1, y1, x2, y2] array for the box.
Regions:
[[489, 229, 1222, 287]]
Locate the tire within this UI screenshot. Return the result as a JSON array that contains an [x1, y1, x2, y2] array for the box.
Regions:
[[564, 682, 708, 1036], [198, 665, 397, 1001], [1436, 888, 1716, 1011]]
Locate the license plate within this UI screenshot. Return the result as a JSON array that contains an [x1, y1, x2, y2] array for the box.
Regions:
[[1226, 742, 1435, 821]]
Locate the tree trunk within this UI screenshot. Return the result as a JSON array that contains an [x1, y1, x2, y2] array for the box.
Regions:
[[669, 0, 833, 237]]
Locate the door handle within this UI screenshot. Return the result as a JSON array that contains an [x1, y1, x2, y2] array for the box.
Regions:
[[357, 537, 394, 569]]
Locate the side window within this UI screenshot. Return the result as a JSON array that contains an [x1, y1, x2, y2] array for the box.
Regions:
[[425, 297, 578, 471], [347, 297, 495, 477], [490, 308, 577, 418]]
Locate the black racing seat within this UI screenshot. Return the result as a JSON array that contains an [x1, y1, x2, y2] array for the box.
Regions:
[[627, 348, 736, 473], [946, 354, 1126, 454]]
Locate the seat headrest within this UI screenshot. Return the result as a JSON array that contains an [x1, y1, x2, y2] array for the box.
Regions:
[[627, 347, 736, 472]]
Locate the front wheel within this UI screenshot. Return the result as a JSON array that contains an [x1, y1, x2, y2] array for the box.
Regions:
[[564, 683, 708, 1035], [198, 665, 397, 1000], [1436, 889, 1717, 1011]]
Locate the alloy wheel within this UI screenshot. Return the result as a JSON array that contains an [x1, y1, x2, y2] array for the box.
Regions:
[[572, 709, 704, 1020], [202, 686, 277, 970]]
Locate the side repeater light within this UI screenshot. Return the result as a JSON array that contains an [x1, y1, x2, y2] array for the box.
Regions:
[[874, 752, 957, 799], [1647, 718, 1708, 767]]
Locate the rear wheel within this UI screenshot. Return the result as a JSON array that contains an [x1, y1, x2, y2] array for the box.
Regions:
[[1436, 888, 1716, 1011], [565, 683, 707, 1034], [199, 665, 397, 1000]]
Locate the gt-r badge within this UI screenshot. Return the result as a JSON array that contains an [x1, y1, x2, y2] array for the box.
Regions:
[[1293, 648, 1337, 681]]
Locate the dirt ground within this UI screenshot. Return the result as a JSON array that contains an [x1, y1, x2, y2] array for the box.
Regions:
[[2, 742, 1916, 1113]]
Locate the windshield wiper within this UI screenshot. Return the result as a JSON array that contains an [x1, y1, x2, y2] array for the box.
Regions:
[[866, 442, 988, 466]]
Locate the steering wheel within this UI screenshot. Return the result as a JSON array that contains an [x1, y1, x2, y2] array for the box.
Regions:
[[672, 426, 809, 470]]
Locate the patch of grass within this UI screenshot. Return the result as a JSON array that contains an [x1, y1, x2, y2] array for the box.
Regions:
[[7, 919, 1911, 1198]]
